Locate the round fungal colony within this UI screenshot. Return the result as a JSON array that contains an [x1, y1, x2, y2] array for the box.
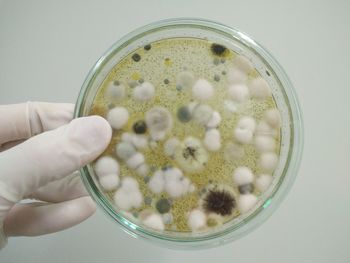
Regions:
[[90, 38, 281, 233]]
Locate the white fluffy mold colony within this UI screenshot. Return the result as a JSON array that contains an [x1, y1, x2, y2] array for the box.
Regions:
[[89, 38, 282, 233]]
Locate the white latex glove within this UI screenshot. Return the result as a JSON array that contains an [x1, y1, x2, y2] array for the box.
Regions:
[[0, 102, 112, 249]]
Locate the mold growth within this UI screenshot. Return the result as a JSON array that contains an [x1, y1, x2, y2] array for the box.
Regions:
[[89, 38, 281, 233]]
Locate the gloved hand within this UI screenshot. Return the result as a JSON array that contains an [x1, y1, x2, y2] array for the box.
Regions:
[[0, 102, 112, 249]]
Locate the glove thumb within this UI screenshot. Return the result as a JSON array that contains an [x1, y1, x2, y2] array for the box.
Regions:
[[0, 116, 112, 205]]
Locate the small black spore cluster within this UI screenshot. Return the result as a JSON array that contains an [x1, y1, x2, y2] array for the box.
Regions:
[[183, 146, 197, 159], [132, 53, 141, 62], [144, 44, 151, 51], [203, 189, 236, 216], [211, 43, 227, 56], [133, 120, 147, 134], [156, 198, 170, 214]]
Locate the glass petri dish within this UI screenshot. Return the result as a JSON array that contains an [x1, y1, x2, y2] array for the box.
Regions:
[[74, 18, 303, 249]]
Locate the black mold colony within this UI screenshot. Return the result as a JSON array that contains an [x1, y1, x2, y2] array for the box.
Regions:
[[203, 189, 236, 216], [211, 43, 227, 56]]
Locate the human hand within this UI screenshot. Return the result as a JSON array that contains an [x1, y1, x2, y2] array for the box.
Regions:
[[0, 102, 111, 249]]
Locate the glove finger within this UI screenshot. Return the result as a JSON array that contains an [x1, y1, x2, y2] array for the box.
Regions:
[[3, 196, 96, 237], [0, 102, 74, 145], [27, 171, 88, 203], [0, 115, 111, 203]]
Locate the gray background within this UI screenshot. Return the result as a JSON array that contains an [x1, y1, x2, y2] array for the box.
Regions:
[[0, 0, 349, 262]]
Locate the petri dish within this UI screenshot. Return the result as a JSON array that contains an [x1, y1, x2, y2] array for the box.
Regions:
[[74, 18, 303, 249]]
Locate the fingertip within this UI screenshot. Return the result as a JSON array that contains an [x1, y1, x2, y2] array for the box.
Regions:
[[72, 115, 112, 154], [58, 196, 97, 221], [84, 115, 112, 149], [81, 196, 97, 217]]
